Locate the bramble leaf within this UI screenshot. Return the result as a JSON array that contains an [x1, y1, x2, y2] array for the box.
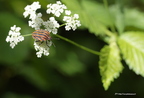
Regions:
[[99, 43, 123, 90], [125, 9, 144, 30], [118, 32, 144, 77], [110, 6, 144, 31], [110, 3, 125, 34]]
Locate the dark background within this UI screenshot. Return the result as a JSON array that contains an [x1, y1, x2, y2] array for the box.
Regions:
[[0, 0, 144, 98]]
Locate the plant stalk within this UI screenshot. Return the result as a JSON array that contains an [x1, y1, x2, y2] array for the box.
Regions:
[[55, 34, 100, 55]]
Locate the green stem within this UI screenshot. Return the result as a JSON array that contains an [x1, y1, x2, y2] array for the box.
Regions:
[[105, 29, 114, 37], [60, 23, 66, 27], [55, 34, 100, 55], [22, 33, 32, 37]]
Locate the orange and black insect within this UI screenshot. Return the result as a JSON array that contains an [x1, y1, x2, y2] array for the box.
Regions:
[[32, 29, 51, 46]]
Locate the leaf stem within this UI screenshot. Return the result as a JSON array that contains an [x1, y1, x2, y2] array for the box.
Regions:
[[54, 34, 100, 55]]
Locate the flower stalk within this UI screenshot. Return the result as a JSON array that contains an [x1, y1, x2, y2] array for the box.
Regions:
[[55, 34, 100, 55]]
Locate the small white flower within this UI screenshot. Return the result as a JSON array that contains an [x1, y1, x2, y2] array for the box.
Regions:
[[43, 17, 60, 34], [34, 40, 52, 58], [6, 25, 24, 49], [63, 14, 81, 31], [65, 10, 71, 15], [28, 13, 43, 30], [46, 1, 67, 17], [23, 1, 41, 19]]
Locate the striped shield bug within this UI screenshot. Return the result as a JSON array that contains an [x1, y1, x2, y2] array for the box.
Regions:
[[32, 29, 52, 47]]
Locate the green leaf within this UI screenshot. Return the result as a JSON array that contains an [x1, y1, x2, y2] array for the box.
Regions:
[[125, 9, 144, 30], [110, 5, 144, 31], [110, 2, 125, 34], [99, 43, 123, 90], [118, 31, 144, 77]]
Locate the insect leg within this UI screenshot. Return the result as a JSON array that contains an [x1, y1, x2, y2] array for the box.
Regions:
[[46, 40, 51, 48], [35, 40, 44, 46]]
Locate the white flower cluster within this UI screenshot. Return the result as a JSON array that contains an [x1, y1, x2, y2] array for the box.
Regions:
[[23, 1, 81, 33], [23, 2, 43, 30], [63, 12, 81, 31], [46, 1, 81, 31], [6, 1, 81, 58], [43, 17, 60, 34], [34, 41, 52, 58], [28, 13, 43, 30], [6, 25, 24, 49], [23, 2, 41, 19], [46, 1, 67, 17]]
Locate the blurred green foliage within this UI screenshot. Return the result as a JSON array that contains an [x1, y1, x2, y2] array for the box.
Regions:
[[1, 0, 144, 98]]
